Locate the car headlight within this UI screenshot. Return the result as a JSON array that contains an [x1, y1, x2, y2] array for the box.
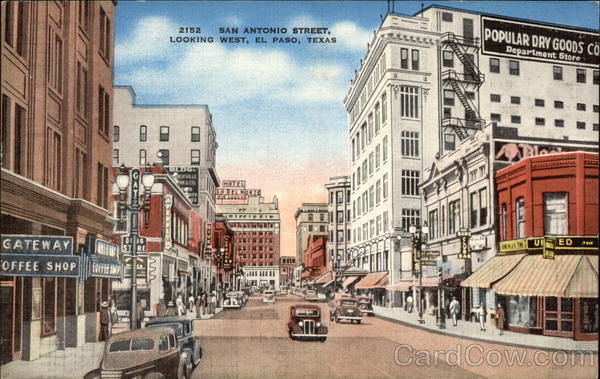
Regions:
[[298, 321, 304, 327], [316, 322, 321, 327]]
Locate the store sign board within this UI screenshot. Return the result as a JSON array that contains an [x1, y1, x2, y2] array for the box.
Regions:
[[123, 255, 148, 278], [481, 16, 599, 67], [1, 254, 80, 277], [165, 166, 199, 205], [499, 237, 598, 254], [493, 141, 593, 163], [1, 235, 73, 255], [88, 255, 123, 279], [88, 238, 119, 259]]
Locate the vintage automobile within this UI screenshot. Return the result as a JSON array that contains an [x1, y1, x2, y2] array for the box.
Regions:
[[223, 291, 243, 308], [262, 289, 276, 303], [287, 304, 328, 341], [280, 288, 288, 295], [329, 296, 363, 324], [303, 289, 318, 302], [93, 327, 187, 379], [356, 295, 374, 316], [145, 317, 202, 378]]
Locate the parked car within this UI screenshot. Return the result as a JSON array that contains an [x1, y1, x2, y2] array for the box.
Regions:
[[287, 304, 328, 341], [93, 327, 187, 379], [303, 289, 318, 302], [263, 290, 276, 303], [145, 317, 202, 378], [356, 295, 374, 316], [223, 291, 243, 308], [329, 296, 363, 324], [280, 288, 288, 295]]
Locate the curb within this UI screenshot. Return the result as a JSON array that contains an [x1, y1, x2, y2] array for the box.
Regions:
[[375, 314, 599, 354]]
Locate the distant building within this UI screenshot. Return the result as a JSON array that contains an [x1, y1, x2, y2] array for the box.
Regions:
[[325, 176, 351, 271], [243, 266, 280, 291], [279, 256, 296, 287], [212, 216, 236, 290], [303, 235, 328, 282], [294, 203, 328, 266]]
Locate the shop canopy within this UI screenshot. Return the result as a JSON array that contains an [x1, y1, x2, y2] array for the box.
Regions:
[[355, 272, 388, 289], [315, 271, 335, 285], [342, 276, 359, 288], [413, 277, 439, 287], [386, 281, 413, 292], [461, 253, 527, 289], [493, 255, 598, 298]]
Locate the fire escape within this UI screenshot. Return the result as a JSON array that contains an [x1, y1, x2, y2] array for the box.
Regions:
[[441, 32, 485, 141]]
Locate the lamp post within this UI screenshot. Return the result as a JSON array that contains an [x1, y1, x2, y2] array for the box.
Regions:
[[409, 222, 429, 325], [116, 164, 154, 330]]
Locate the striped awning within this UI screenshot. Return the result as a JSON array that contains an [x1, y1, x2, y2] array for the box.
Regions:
[[588, 255, 598, 273], [315, 271, 334, 284], [493, 254, 598, 298], [355, 272, 388, 289], [461, 254, 527, 288], [342, 276, 359, 288], [373, 274, 389, 289], [386, 281, 413, 291]]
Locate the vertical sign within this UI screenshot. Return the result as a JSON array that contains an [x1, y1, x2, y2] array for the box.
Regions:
[[164, 195, 173, 249]]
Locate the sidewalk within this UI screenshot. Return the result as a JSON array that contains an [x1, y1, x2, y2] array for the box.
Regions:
[[373, 305, 598, 353], [0, 342, 105, 379]]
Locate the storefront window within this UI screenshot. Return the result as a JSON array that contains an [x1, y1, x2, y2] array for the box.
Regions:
[[507, 295, 536, 328], [543, 193, 567, 235], [580, 298, 599, 333], [42, 278, 56, 335]]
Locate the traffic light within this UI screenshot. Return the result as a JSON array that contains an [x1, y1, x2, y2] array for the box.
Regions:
[[437, 267, 442, 281]]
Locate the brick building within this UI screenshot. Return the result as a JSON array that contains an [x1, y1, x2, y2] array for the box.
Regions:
[[212, 216, 236, 290], [294, 203, 328, 266], [302, 235, 327, 283], [1, 1, 116, 363], [279, 256, 296, 288]]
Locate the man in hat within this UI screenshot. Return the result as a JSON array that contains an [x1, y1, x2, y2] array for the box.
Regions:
[[100, 301, 110, 341], [166, 301, 177, 316]]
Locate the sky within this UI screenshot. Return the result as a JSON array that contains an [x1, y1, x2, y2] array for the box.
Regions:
[[114, 0, 599, 257]]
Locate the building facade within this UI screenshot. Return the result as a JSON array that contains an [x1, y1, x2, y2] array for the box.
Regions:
[[294, 203, 328, 266], [216, 194, 281, 269], [212, 216, 235, 290], [302, 235, 327, 283], [325, 176, 351, 272], [242, 266, 279, 291], [1, 1, 116, 362], [279, 256, 296, 288]]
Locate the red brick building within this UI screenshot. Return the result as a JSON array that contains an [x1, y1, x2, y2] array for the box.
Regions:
[[492, 152, 598, 340], [303, 235, 327, 282], [212, 216, 235, 290]]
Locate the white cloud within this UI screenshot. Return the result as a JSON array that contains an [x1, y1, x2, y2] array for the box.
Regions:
[[115, 16, 177, 65], [223, 15, 243, 27], [288, 14, 320, 28], [330, 21, 373, 52]]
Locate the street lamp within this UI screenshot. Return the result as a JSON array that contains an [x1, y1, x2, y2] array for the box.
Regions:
[[116, 164, 154, 330], [409, 222, 428, 325]]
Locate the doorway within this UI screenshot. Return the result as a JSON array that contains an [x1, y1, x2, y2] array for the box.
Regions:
[[544, 297, 574, 337]]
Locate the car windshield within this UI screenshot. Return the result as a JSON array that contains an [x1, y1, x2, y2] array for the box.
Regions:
[[359, 299, 371, 304], [109, 338, 154, 352], [341, 300, 357, 306], [147, 323, 183, 337], [296, 308, 318, 316], [109, 340, 131, 352]]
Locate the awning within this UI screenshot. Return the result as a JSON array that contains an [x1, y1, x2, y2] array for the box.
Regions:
[[373, 274, 388, 289], [386, 281, 413, 291], [322, 279, 335, 288], [588, 255, 598, 272], [413, 277, 439, 287], [355, 272, 388, 289], [493, 254, 598, 298], [461, 254, 527, 288], [342, 276, 359, 288], [315, 271, 334, 284]]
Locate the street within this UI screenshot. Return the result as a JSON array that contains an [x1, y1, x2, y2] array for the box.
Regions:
[[191, 295, 598, 378]]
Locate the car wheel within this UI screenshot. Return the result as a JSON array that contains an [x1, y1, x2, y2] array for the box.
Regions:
[[288, 328, 294, 340], [177, 355, 187, 379], [83, 369, 101, 379], [357, 320, 362, 324], [185, 360, 193, 379], [143, 373, 166, 379], [335, 314, 339, 323]]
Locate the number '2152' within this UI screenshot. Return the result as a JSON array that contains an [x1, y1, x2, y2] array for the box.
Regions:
[[179, 27, 201, 33]]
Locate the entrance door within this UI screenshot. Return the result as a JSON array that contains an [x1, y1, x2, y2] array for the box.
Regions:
[[0, 285, 14, 364], [544, 297, 574, 337]]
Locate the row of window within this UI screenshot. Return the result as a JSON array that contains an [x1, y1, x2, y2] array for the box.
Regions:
[[329, 229, 351, 243], [489, 114, 599, 130], [489, 95, 599, 113], [235, 238, 274, 244], [328, 189, 351, 205], [352, 91, 388, 161], [353, 211, 390, 244], [329, 210, 351, 224], [306, 213, 326, 222], [352, 136, 388, 191], [238, 251, 274, 257], [489, 57, 599, 85], [350, 53, 387, 124], [353, 173, 389, 219], [113, 125, 202, 143], [306, 225, 326, 232], [245, 270, 277, 277], [112, 148, 202, 166], [234, 230, 276, 234]]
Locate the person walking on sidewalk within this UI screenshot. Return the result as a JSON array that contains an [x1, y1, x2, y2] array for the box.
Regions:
[[166, 301, 177, 316], [202, 291, 208, 315], [211, 291, 217, 314], [188, 294, 195, 313], [100, 301, 110, 341], [477, 304, 487, 332], [496, 303, 505, 335], [406, 295, 413, 313], [449, 296, 460, 326], [195, 295, 202, 318]]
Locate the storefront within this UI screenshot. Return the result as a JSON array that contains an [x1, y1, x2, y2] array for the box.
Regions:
[[355, 271, 388, 305]]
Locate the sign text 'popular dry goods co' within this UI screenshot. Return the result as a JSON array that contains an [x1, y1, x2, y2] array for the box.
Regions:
[[481, 16, 599, 67]]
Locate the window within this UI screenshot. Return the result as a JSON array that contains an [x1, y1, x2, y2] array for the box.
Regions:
[[443, 90, 455, 106], [470, 188, 488, 228], [98, 86, 110, 135], [535, 118, 545, 126], [337, 210, 344, 223], [411, 50, 419, 70], [401, 209, 420, 232], [76, 61, 89, 117], [99, 7, 111, 61], [362, 160, 367, 182], [535, 99, 545, 107], [329, 192, 334, 205], [444, 133, 455, 151], [401, 131, 419, 157], [515, 198, 525, 238], [553, 66, 563, 80], [510, 96, 521, 104], [113, 125, 119, 142], [401, 170, 419, 196], [401, 48, 409, 69], [554, 101, 564, 109], [381, 92, 387, 123], [78, 1, 90, 33], [543, 193, 567, 235], [191, 126, 200, 142], [5, 2, 28, 56], [594, 124, 599, 131], [376, 216, 382, 235], [139, 150, 147, 165], [374, 104, 381, 133], [191, 149, 200, 165], [382, 136, 388, 161], [375, 144, 381, 168], [42, 278, 56, 335], [448, 200, 460, 234], [489, 58, 500, 73], [443, 51, 454, 67], [368, 113, 373, 142], [594, 70, 599, 85], [466, 91, 475, 100], [442, 12, 453, 22], [501, 204, 507, 240], [509, 60, 519, 75], [576, 121, 586, 130], [576, 69, 586, 83], [375, 179, 381, 204], [336, 191, 343, 204], [490, 94, 501, 102], [576, 103, 586, 111], [308, 214, 313, 222], [336, 230, 344, 243], [112, 149, 119, 166], [382, 174, 388, 200], [369, 185, 374, 209], [511, 115, 521, 124], [356, 167, 360, 188], [360, 123, 366, 150], [45, 128, 62, 190], [400, 86, 419, 118], [428, 209, 438, 239], [140, 125, 147, 141], [367, 152, 373, 175], [554, 119, 565, 128], [594, 105, 599, 113], [158, 149, 169, 165], [47, 31, 63, 93], [96, 163, 109, 209], [160, 126, 169, 141]]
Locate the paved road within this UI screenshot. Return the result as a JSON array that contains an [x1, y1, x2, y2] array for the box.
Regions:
[[191, 295, 597, 378]]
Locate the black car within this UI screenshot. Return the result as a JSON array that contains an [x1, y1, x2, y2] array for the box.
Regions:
[[145, 317, 202, 378]]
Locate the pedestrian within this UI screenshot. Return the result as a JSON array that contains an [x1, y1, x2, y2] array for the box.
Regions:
[[477, 304, 487, 332], [135, 300, 144, 329], [176, 296, 186, 316], [166, 301, 177, 316], [188, 294, 195, 313], [406, 295, 413, 313], [449, 296, 460, 326], [195, 295, 203, 318], [156, 298, 166, 317], [496, 303, 505, 335], [202, 291, 208, 315], [99, 301, 110, 341], [211, 291, 217, 314]]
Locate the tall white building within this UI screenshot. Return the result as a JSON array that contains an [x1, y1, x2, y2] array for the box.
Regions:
[[344, 5, 599, 288]]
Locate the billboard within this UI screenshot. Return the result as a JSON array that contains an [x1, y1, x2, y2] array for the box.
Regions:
[[481, 16, 599, 67]]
